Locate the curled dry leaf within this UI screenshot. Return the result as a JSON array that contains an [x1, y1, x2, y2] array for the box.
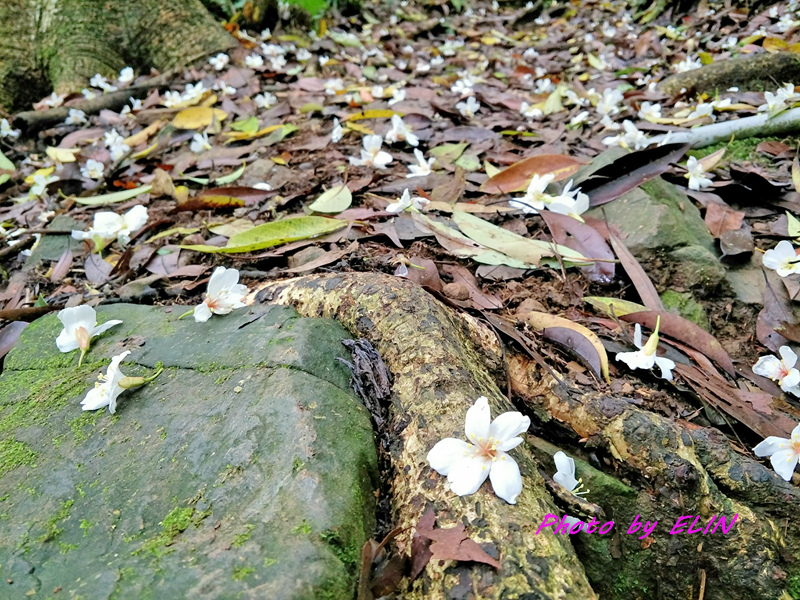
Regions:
[[480, 154, 583, 194]]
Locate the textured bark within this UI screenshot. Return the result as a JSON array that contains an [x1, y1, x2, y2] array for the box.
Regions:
[[251, 273, 598, 600], [0, 0, 236, 111]]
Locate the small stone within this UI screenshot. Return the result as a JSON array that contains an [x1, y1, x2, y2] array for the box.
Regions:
[[443, 282, 470, 300], [668, 245, 727, 292], [288, 246, 327, 269]]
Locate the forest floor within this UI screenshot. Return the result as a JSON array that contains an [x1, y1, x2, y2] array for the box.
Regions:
[[3, 0, 800, 490]]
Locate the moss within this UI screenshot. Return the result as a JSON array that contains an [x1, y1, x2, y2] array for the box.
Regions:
[[292, 520, 311, 535], [80, 518, 92, 536], [687, 136, 798, 167], [320, 528, 359, 570], [231, 566, 255, 581], [37, 499, 74, 543], [263, 557, 277, 567], [59, 541, 78, 553], [134, 505, 204, 557], [660, 290, 709, 330], [69, 409, 106, 443], [0, 438, 36, 478], [231, 524, 255, 548]]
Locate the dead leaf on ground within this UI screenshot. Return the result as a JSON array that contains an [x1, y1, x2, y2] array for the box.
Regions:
[[480, 154, 583, 194]]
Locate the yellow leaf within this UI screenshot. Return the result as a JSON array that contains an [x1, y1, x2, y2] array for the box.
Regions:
[[342, 109, 402, 122], [272, 157, 287, 165], [740, 34, 764, 45], [45, 147, 80, 163], [699, 147, 725, 171], [584, 296, 648, 317], [793, 148, 800, 195], [221, 123, 284, 142], [318, 18, 327, 36], [698, 51, 714, 65], [484, 162, 501, 178], [131, 142, 159, 159], [343, 122, 374, 135], [788, 43, 800, 53], [587, 53, 605, 69], [172, 107, 227, 130], [763, 37, 788, 52], [787, 211, 800, 238], [25, 166, 55, 185], [481, 36, 499, 45], [123, 120, 166, 147]]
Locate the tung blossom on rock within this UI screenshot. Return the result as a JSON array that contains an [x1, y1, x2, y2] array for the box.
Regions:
[[753, 422, 800, 481], [426, 396, 530, 504], [616, 317, 675, 380], [553, 451, 589, 531], [81, 351, 162, 414], [56, 305, 122, 365], [193, 267, 249, 323]]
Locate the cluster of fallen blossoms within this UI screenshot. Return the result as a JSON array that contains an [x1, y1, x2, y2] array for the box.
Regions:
[[56, 267, 248, 414]]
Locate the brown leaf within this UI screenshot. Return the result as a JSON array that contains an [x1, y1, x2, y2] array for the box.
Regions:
[[198, 186, 271, 205], [404, 257, 443, 292], [49, 248, 73, 283], [0, 321, 28, 360], [704, 202, 745, 238], [0, 305, 58, 321], [481, 154, 583, 194], [582, 143, 690, 206], [85, 253, 113, 284], [539, 212, 615, 283], [758, 270, 793, 352], [757, 140, 792, 156], [430, 167, 466, 204], [416, 515, 501, 570], [286, 241, 359, 273], [440, 265, 502, 310], [410, 509, 436, 581], [607, 232, 664, 311], [175, 195, 245, 212]]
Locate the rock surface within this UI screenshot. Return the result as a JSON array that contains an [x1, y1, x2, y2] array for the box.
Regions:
[[0, 303, 378, 600]]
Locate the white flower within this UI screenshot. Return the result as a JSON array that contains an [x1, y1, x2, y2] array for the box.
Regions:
[[82, 88, 97, 100], [520, 102, 543, 119], [675, 55, 702, 73], [162, 90, 183, 107], [29, 174, 58, 198], [569, 111, 590, 126], [182, 82, 206, 102], [616, 317, 675, 380], [685, 156, 713, 190], [348, 135, 393, 168], [42, 92, 65, 108], [763, 240, 800, 277], [324, 78, 344, 95], [371, 86, 385, 98], [451, 79, 474, 96], [407, 149, 435, 178], [1, 118, 20, 140], [388, 89, 406, 106], [426, 396, 530, 504], [456, 96, 481, 118], [65, 109, 87, 126], [253, 182, 272, 191], [596, 87, 624, 116], [687, 102, 715, 121], [753, 346, 800, 395], [331, 118, 343, 143], [194, 266, 249, 322], [319, 55, 330, 66], [385, 114, 419, 146], [56, 305, 122, 365], [385, 189, 429, 213], [548, 180, 590, 220], [753, 422, 800, 481], [603, 120, 649, 150], [759, 83, 800, 113], [509, 173, 555, 213], [253, 92, 277, 109], [553, 451, 581, 492], [416, 61, 431, 73], [209, 53, 230, 71], [190, 132, 212, 154], [721, 36, 738, 50], [270, 56, 287, 71], [71, 205, 149, 250], [104, 130, 130, 161], [90, 74, 109, 89], [80, 159, 105, 180], [535, 78, 555, 94], [261, 27, 272, 39], [296, 48, 312, 62], [245, 54, 264, 69], [80, 351, 131, 413], [118, 67, 134, 83], [638, 102, 661, 122]]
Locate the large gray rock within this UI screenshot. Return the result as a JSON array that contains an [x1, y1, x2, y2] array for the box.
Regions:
[[0, 304, 378, 600]]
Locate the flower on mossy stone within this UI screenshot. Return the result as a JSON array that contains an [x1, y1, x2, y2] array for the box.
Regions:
[[426, 396, 530, 504], [56, 305, 122, 365], [81, 351, 162, 413], [194, 267, 248, 323], [615, 316, 675, 380]]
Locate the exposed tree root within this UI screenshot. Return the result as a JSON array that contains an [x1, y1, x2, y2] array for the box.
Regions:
[[249, 272, 799, 600]]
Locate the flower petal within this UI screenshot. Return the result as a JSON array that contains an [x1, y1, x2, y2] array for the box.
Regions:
[[770, 448, 799, 481], [633, 323, 643, 348], [754, 436, 790, 457], [782, 369, 800, 391], [489, 453, 523, 504], [616, 349, 656, 371], [91, 319, 123, 338], [753, 355, 781, 379], [447, 454, 490, 496], [780, 346, 798, 369], [81, 386, 110, 411], [553, 451, 578, 492], [56, 329, 80, 352], [488, 411, 530, 444], [497, 436, 524, 452], [465, 396, 491, 444], [655, 356, 675, 381], [194, 301, 212, 323], [426, 438, 473, 476], [207, 266, 239, 297], [792, 423, 800, 444]]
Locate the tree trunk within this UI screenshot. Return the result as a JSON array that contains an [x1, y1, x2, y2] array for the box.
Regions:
[[0, 0, 236, 112]]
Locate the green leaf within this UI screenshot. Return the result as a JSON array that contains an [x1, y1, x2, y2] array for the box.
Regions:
[[147, 226, 200, 243], [230, 117, 259, 133], [182, 216, 347, 254], [430, 143, 469, 165], [452, 210, 591, 267], [263, 124, 298, 147], [788, 212, 800, 238], [0, 150, 14, 186], [34, 293, 48, 307], [73, 185, 153, 206], [454, 153, 481, 172], [308, 185, 352, 214], [214, 163, 246, 185]]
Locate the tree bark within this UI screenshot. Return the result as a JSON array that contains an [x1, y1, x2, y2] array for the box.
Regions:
[[0, 0, 236, 112]]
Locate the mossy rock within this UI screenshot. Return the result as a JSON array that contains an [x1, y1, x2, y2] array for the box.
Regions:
[[660, 289, 710, 330], [0, 304, 378, 600]]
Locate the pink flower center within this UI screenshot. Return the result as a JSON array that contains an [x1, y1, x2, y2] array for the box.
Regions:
[[778, 364, 791, 382], [474, 437, 498, 461]]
